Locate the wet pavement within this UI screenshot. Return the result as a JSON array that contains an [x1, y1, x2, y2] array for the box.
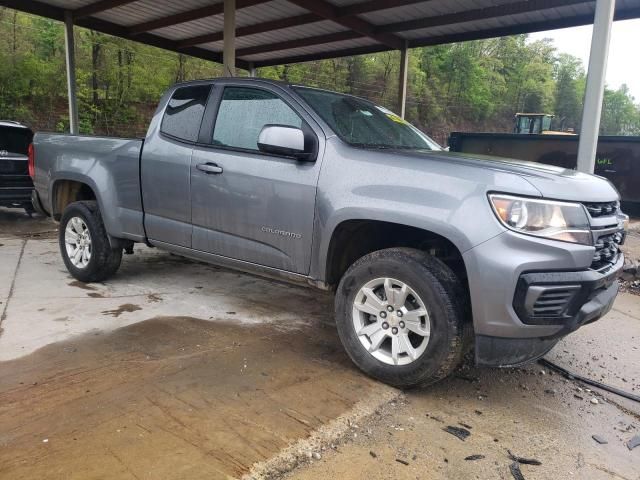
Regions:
[[285, 300, 640, 480], [0, 207, 639, 479], [0, 317, 396, 479]]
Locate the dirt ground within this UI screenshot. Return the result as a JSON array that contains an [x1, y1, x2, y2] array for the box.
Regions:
[[0, 207, 638, 480]]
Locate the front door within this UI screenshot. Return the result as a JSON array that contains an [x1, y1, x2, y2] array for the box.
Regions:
[[190, 84, 323, 274]]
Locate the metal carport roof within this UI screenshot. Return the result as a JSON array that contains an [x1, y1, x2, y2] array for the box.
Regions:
[[3, 0, 640, 69]]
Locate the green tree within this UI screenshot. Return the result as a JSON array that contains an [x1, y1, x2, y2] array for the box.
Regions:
[[554, 53, 584, 131], [600, 85, 640, 135]]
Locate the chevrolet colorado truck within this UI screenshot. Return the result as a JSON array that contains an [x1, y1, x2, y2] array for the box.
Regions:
[[30, 79, 628, 388]]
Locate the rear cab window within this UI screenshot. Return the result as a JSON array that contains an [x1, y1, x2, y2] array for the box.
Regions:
[[161, 85, 212, 142]]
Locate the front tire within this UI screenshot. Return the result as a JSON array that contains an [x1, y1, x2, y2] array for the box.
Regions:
[[335, 248, 467, 388], [59, 201, 122, 283]]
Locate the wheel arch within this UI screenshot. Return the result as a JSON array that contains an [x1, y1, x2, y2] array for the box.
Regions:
[[323, 218, 470, 294], [50, 177, 100, 221]]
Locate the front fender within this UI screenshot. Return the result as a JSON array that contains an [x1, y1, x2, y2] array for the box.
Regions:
[[310, 199, 503, 283], [309, 138, 541, 283]]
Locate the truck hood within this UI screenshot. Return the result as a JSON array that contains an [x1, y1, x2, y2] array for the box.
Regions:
[[392, 149, 620, 203]]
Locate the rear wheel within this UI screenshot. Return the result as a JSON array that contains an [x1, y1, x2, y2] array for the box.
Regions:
[[59, 201, 122, 283], [335, 248, 467, 388]]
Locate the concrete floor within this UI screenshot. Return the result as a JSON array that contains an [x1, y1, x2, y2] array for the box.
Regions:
[[0, 207, 638, 479]]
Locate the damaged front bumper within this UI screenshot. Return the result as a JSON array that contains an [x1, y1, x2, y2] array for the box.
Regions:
[[475, 253, 623, 367]]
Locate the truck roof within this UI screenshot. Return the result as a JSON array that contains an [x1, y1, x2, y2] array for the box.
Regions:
[[174, 77, 290, 88], [172, 77, 373, 104]]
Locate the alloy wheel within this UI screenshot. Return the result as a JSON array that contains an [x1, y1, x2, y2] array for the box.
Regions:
[[352, 277, 431, 366], [64, 217, 92, 269]]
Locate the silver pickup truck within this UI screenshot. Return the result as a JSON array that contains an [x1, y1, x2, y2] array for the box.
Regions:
[[30, 78, 627, 388]]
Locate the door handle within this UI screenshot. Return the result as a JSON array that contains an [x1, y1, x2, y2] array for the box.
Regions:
[[196, 163, 223, 174]]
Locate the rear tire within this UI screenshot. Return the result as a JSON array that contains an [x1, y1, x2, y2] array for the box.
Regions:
[[59, 201, 122, 283], [335, 248, 467, 388]]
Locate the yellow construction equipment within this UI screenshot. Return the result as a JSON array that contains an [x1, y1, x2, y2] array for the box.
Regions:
[[513, 113, 575, 135]]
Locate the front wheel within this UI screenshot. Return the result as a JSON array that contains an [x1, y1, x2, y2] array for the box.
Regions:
[[335, 248, 468, 388], [59, 201, 122, 283]]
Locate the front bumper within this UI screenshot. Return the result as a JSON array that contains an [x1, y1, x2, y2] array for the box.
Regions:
[[512, 254, 622, 332], [475, 254, 622, 367], [463, 229, 624, 367]]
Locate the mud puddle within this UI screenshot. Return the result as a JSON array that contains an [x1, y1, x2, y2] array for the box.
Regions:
[[0, 316, 391, 480]]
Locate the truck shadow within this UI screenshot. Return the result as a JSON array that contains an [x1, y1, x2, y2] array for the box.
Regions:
[[0, 207, 55, 239]]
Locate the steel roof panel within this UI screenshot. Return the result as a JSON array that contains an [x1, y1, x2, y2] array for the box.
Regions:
[[402, 3, 599, 41], [200, 20, 346, 50], [94, 0, 217, 27], [37, 0, 94, 8], [361, 0, 524, 25], [7, 0, 640, 66], [240, 37, 378, 62]]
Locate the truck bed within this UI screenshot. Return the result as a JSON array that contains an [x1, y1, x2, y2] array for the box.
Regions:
[[33, 133, 145, 241]]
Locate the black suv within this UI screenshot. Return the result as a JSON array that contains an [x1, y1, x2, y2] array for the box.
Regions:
[[0, 121, 34, 213]]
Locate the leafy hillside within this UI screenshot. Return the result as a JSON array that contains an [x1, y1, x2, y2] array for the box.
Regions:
[[1, 9, 639, 145]]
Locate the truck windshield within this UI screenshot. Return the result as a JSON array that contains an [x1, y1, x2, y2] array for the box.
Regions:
[[294, 87, 441, 151]]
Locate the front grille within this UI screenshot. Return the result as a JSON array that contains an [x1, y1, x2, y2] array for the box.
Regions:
[[583, 201, 618, 217], [531, 287, 578, 317], [591, 230, 624, 270]]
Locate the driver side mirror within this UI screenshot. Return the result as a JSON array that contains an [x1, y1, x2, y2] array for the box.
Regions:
[[257, 125, 315, 161]]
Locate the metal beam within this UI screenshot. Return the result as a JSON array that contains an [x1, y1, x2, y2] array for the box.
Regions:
[[251, 5, 640, 67], [177, 0, 427, 49], [236, 31, 361, 57], [63, 11, 79, 135], [577, 0, 616, 173], [0, 0, 65, 21], [285, 0, 405, 49], [0, 0, 251, 69], [378, 0, 591, 33], [177, 13, 319, 49], [338, 0, 429, 17], [398, 45, 408, 118], [223, 0, 236, 76], [408, 7, 640, 48], [254, 43, 390, 67], [73, 0, 140, 20], [128, 0, 268, 35]]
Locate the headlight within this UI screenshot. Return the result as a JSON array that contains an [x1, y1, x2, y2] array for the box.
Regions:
[[489, 194, 592, 245]]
